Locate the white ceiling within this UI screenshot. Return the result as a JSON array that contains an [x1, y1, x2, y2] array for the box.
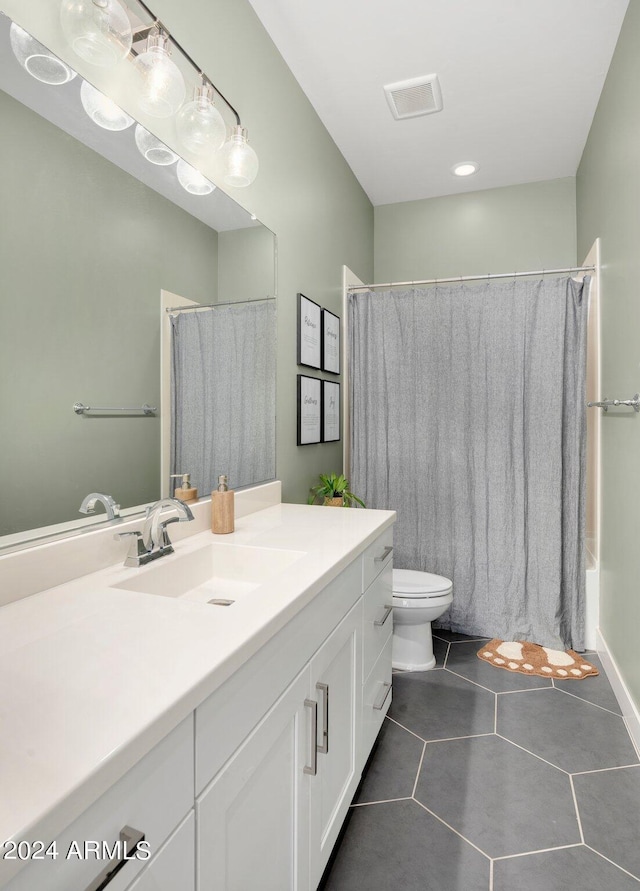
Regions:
[[247, 0, 629, 206]]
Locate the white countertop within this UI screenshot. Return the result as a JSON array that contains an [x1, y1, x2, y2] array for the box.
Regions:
[[0, 502, 394, 881]]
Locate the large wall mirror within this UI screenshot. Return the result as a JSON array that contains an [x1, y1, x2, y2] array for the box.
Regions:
[[0, 12, 277, 550]]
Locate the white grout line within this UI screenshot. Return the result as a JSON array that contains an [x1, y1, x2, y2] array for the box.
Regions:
[[494, 692, 498, 733], [553, 684, 625, 718], [585, 844, 640, 883], [426, 732, 496, 745], [442, 641, 451, 667], [412, 742, 427, 798], [350, 796, 412, 808], [412, 798, 491, 860], [496, 733, 570, 775], [492, 842, 584, 862], [385, 715, 429, 743], [444, 667, 497, 695], [496, 686, 554, 695], [571, 762, 640, 777], [569, 776, 585, 844], [489, 857, 494, 891]]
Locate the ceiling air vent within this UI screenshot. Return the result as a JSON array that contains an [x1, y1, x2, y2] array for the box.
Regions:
[[384, 74, 443, 120]]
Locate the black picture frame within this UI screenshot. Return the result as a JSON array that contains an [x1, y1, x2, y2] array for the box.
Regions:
[[297, 374, 322, 445], [322, 309, 340, 374], [297, 293, 322, 369], [322, 380, 341, 443]]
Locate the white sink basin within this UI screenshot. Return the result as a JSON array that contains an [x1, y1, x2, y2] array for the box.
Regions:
[[111, 543, 306, 605]]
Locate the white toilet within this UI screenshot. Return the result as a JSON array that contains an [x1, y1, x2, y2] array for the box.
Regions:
[[392, 569, 453, 671]]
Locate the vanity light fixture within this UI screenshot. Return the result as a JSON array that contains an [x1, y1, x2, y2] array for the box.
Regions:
[[221, 126, 259, 188], [175, 79, 226, 156], [135, 124, 179, 165], [80, 80, 134, 130], [132, 27, 185, 118], [176, 159, 215, 195], [60, 0, 133, 68], [452, 161, 479, 177], [9, 23, 77, 85]]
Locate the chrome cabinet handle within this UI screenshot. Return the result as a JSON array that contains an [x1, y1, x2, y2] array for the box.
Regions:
[[83, 826, 145, 891], [374, 605, 393, 627], [304, 699, 318, 776], [373, 681, 392, 711], [374, 545, 393, 564], [316, 683, 329, 755]]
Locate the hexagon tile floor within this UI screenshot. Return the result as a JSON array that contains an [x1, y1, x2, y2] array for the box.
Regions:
[[319, 631, 640, 891]]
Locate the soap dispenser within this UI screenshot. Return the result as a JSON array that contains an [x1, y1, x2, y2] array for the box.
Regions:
[[212, 474, 234, 534], [171, 473, 198, 502]]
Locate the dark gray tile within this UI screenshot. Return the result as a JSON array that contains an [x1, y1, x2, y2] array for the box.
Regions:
[[389, 669, 495, 741], [447, 641, 553, 692], [433, 635, 449, 668], [494, 845, 640, 891], [574, 766, 640, 879], [497, 689, 639, 773], [321, 799, 490, 891], [414, 735, 580, 858], [553, 655, 622, 715], [433, 629, 491, 643], [354, 718, 424, 804]]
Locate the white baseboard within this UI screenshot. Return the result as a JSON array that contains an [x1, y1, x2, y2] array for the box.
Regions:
[[597, 628, 640, 755]]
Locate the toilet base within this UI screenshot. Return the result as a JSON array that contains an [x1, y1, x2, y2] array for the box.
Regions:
[[392, 620, 437, 672]]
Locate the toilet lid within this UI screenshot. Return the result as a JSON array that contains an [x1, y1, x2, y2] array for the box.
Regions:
[[393, 569, 452, 598]]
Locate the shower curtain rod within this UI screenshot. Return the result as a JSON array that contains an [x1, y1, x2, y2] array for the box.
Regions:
[[165, 296, 275, 314], [347, 265, 595, 292]]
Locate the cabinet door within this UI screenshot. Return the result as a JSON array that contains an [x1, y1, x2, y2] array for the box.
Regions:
[[197, 667, 312, 891], [309, 600, 362, 887]]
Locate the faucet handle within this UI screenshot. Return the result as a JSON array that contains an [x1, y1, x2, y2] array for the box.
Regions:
[[114, 531, 149, 567]]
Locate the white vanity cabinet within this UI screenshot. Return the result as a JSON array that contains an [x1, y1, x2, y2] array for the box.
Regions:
[[196, 528, 392, 891]]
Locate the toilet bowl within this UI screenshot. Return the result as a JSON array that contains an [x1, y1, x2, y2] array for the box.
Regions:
[[392, 569, 453, 671]]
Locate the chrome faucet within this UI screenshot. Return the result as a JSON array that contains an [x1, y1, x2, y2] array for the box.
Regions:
[[115, 497, 194, 567], [79, 492, 120, 520]]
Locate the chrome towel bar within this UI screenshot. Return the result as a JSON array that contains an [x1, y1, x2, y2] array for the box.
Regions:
[[587, 394, 640, 412], [73, 402, 156, 415]]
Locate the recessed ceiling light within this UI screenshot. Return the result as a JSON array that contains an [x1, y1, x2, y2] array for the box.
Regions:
[[452, 162, 479, 177]]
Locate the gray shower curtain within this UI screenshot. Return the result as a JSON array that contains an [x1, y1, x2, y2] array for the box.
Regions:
[[171, 300, 276, 495], [349, 276, 589, 650]]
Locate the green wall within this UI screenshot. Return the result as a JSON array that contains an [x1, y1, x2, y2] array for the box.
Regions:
[[374, 178, 577, 282], [577, 0, 640, 709], [148, 0, 375, 504]]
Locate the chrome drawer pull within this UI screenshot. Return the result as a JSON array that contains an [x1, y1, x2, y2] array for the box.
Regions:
[[316, 682, 329, 754], [374, 605, 393, 627], [373, 681, 392, 711], [374, 545, 393, 564], [304, 699, 318, 776], [83, 826, 145, 891]]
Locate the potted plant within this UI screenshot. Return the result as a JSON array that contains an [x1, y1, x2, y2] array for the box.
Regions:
[[308, 473, 365, 508]]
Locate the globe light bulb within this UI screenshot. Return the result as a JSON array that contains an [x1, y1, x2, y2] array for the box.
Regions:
[[133, 30, 185, 119], [177, 159, 215, 196], [80, 80, 134, 131], [60, 0, 132, 68], [221, 126, 259, 188], [135, 124, 179, 166], [9, 23, 77, 86], [175, 81, 226, 156]]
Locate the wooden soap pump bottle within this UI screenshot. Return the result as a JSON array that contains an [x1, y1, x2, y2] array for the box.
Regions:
[[212, 474, 234, 534]]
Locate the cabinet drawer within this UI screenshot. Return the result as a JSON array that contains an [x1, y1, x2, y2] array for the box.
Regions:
[[127, 811, 194, 891], [362, 527, 394, 593], [362, 563, 393, 681], [4, 718, 194, 891], [362, 636, 393, 761]]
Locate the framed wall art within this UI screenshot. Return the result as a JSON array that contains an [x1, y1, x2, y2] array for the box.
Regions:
[[322, 380, 341, 443], [322, 309, 340, 374], [297, 374, 322, 445], [297, 293, 321, 369]]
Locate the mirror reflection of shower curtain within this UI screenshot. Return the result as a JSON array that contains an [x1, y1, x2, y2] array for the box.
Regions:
[[170, 300, 276, 495], [349, 277, 589, 650]]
